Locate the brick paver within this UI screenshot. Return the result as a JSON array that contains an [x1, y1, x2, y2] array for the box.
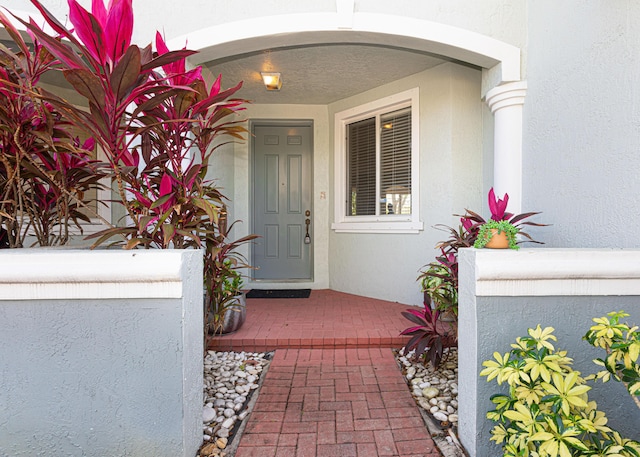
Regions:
[[209, 289, 412, 352], [235, 348, 441, 457]]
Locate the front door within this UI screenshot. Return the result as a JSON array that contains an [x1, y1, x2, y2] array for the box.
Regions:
[[251, 122, 313, 280]]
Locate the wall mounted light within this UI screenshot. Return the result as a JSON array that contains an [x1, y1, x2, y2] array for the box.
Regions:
[[260, 72, 282, 91]]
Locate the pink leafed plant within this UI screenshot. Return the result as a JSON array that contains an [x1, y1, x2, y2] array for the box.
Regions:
[[14, 0, 247, 249], [0, 9, 106, 247], [1, 0, 256, 344]]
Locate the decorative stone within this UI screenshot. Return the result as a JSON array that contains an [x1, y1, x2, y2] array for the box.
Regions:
[[422, 387, 439, 399], [216, 437, 228, 449], [394, 347, 459, 437], [203, 406, 216, 423], [433, 411, 448, 422], [221, 417, 234, 429]]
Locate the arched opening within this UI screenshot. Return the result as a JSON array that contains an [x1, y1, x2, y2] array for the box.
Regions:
[[171, 11, 526, 211]]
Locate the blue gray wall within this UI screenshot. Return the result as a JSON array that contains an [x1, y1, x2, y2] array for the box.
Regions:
[[0, 250, 203, 457]]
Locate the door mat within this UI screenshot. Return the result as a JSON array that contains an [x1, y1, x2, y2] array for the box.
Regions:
[[246, 289, 311, 299]]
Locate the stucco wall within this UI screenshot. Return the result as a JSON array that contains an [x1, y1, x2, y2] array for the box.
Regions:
[[0, 250, 203, 457], [328, 62, 484, 305], [524, 1, 640, 248]]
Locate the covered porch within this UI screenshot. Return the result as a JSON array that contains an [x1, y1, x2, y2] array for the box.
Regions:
[[209, 289, 415, 352]]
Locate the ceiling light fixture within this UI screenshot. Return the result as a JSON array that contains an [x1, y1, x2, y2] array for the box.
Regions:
[[260, 72, 282, 91]]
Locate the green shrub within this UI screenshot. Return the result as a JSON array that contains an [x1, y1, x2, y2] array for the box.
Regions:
[[584, 311, 640, 410], [481, 322, 640, 457]]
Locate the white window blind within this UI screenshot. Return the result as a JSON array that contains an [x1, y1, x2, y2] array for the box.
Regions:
[[345, 108, 411, 217], [347, 118, 376, 216], [380, 108, 411, 215]]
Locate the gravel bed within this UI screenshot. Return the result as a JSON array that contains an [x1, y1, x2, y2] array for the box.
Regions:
[[197, 347, 461, 457], [197, 351, 272, 457], [395, 347, 459, 427]]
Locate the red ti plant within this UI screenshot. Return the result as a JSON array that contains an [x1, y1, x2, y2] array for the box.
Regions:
[[14, 0, 247, 250], [400, 297, 457, 369], [3, 0, 253, 345], [0, 10, 106, 248]]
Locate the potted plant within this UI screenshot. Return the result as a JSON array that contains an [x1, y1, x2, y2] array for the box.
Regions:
[[416, 187, 546, 321], [209, 260, 247, 335], [204, 206, 258, 341], [418, 253, 458, 320], [473, 219, 519, 249], [470, 188, 540, 250]]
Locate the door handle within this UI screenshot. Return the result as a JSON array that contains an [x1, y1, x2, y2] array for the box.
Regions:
[[304, 216, 311, 244]]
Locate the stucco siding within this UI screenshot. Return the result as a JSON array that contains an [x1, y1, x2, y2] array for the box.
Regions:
[[524, 1, 640, 248], [328, 63, 483, 305]]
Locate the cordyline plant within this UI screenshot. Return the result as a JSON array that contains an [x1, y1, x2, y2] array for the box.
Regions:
[[204, 205, 257, 339], [400, 297, 457, 369], [481, 324, 640, 457], [2, 0, 254, 345], [0, 10, 106, 248], [13, 0, 247, 250]]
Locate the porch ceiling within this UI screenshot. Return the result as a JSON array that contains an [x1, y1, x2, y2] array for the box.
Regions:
[[204, 44, 448, 105]]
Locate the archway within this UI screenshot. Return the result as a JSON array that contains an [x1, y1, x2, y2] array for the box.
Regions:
[[170, 10, 527, 211]]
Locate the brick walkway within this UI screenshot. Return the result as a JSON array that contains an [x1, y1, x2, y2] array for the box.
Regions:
[[234, 348, 441, 457]]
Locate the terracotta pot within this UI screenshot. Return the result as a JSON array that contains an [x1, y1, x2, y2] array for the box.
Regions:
[[485, 229, 510, 249]]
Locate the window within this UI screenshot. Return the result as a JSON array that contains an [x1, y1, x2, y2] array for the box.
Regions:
[[332, 88, 422, 233]]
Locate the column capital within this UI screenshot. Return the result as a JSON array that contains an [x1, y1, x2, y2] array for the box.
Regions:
[[485, 80, 527, 114]]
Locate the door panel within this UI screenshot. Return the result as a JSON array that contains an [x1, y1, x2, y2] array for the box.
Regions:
[[252, 123, 313, 280]]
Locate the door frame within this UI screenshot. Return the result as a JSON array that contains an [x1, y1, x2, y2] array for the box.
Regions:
[[249, 119, 314, 282]]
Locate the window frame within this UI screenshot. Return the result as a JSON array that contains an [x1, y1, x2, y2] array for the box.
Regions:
[[332, 88, 422, 234]]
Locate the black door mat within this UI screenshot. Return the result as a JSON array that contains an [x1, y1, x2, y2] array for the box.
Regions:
[[246, 289, 311, 299]]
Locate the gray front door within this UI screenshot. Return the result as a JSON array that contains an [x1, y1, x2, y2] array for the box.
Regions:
[[251, 122, 313, 280]]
